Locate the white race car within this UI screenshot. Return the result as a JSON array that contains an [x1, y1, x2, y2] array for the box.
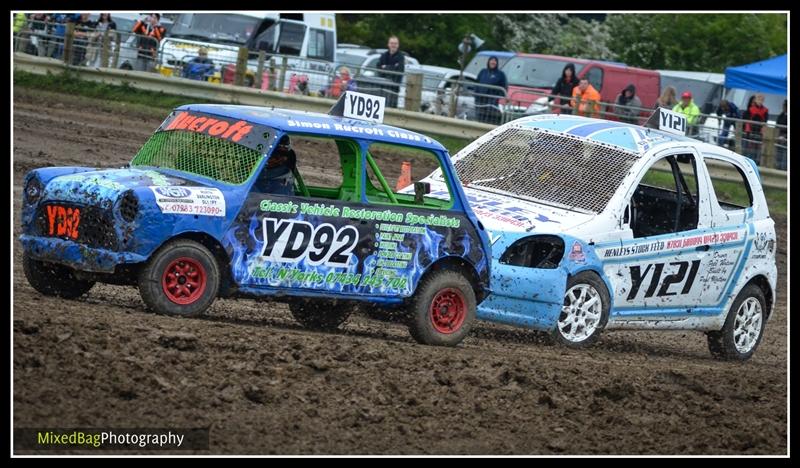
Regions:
[[419, 109, 778, 360]]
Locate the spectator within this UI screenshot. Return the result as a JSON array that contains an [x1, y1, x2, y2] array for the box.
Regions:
[[377, 35, 405, 108], [329, 67, 357, 98], [85, 13, 116, 67], [132, 13, 166, 72], [288, 74, 311, 96], [655, 86, 677, 109], [71, 13, 98, 66], [13, 13, 29, 53], [715, 99, 740, 149], [673, 91, 701, 136], [549, 63, 580, 114], [49, 14, 75, 60], [182, 48, 214, 81], [742, 94, 769, 164], [776, 99, 787, 170], [615, 84, 642, 124], [26, 13, 52, 56], [571, 78, 601, 118], [475, 55, 508, 125]]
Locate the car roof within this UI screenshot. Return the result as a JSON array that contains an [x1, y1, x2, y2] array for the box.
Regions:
[[175, 104, 447, 152], [509, 114, 697, 154], [658, 70, 725, 85], [474, 50, 516, 58]]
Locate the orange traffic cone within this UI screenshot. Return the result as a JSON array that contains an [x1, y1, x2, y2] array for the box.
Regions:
[[396, 161, 412, 191]]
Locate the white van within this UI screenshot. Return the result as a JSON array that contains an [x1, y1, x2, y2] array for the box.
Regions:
[[159, 12, 336, 91]]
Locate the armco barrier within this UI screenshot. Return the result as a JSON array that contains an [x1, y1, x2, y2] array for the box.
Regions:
[[14, 53, 787, 190], [13, 53, 495, 141]]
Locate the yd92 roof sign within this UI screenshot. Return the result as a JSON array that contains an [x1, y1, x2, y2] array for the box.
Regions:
[[342, 91, 385, 124]]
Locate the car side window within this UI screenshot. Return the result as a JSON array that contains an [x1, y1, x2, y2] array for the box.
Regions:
[[630, 153, 699, 238], [704, 157, 754, 210], [585, 67, 604, 92], [365, 143, 452, 209], [253, 134, 358, 201]]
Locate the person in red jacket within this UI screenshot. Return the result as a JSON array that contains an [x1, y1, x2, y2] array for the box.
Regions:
[[131, 13, 166, 72], [742, 94, 769, 163]]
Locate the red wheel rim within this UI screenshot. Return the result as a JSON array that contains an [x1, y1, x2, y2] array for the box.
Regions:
[[161, 257, 207, 305], [429, 287, 467, 334]]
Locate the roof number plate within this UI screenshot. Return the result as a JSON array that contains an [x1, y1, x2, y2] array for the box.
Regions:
[[657, 108, 687, 136], [342, 91, 385, 124]]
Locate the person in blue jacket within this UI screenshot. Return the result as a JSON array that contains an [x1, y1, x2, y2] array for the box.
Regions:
[[475, 55, 508, 125]]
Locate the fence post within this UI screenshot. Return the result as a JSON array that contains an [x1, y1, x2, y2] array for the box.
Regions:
[[255, 50, 265, 90], [63, 23, 75, 65], [278, 56, 288, 92], [761, 126, 776, 169], [268, 58, 277, 91], [233, 46, 249, 87], [112, 32, 121, 68], [405, 72, 423, 112], [100, 28, 111, 68], [734, 120, 743, 155]]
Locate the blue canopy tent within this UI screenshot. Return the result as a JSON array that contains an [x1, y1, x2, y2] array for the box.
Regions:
[[724, 54, 787, 95]]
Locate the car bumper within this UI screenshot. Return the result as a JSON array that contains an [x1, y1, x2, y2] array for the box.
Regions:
[[20, 235, 147, 273]]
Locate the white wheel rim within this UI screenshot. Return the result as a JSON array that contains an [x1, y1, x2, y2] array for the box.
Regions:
[[733, 297, 763, 354], [558, 284, 602, 343]]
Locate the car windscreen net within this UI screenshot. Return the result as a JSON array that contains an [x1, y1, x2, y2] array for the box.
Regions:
[[131, 130, 263, 185], [452, 127, 640, 213]]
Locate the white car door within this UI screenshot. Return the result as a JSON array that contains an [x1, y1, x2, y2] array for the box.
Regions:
[[601, 148, 717, 318]]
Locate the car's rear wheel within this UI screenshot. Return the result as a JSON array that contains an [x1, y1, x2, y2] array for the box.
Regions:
[[707, 284, 766, 361], [289, 300, 352, 331], [552, 271, 610, 348], [23, 253, 95, 299], [138, 240, 219, 317], [408, 270, 476, 347]]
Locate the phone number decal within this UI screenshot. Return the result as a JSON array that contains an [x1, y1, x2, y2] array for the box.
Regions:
[[150, 186, 226, 217]]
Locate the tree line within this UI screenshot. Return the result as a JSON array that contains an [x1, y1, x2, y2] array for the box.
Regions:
[[337, 13, 787, 73]]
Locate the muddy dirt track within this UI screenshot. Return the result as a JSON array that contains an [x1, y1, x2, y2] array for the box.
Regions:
[[12, 88, 788, 454]]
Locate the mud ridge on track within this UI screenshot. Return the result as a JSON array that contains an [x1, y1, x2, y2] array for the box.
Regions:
[[13, 89, 787, 454]]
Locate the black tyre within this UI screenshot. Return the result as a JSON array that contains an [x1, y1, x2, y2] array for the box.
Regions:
[[23, 253, 94, 299], [289, 300, 352, 331], [551, 271, 610, 348], [707, 284, 766, 361], [408, 270, 476, 347], [138, 240, 219, 317]]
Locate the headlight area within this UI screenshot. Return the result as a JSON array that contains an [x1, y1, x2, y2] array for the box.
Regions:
[[499, 235, 565, 269], [23, 174, 44, 206], [117, 190, 139, 223]]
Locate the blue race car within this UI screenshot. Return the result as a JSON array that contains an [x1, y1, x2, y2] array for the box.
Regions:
[[20, 102, 491, 347]]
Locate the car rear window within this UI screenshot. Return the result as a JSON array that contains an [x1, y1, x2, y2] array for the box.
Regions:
[[450, 127, 639, 213]]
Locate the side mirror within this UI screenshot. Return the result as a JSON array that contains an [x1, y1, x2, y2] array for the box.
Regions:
[[623, 204, 630, 225], [414, 181, 431, 204]]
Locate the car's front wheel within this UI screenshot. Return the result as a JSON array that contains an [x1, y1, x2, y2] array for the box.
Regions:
[[408, 270, 476, 347], [552, 271, 610, 348], [138, 239, 219, 317], [23, 253, 95, 299], [707, 284, 766, 361]]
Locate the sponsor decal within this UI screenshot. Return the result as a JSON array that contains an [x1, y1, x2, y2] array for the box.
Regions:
[[150, 186, 226, 217], [627, 260, 701, 301], [285, 119, 433, 143], [754, 232, 768, 251], [46, 205, 80, 240], [164, 112, 253, 143], [568, 241, 586, 263], [601, 230, 742, 258]]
